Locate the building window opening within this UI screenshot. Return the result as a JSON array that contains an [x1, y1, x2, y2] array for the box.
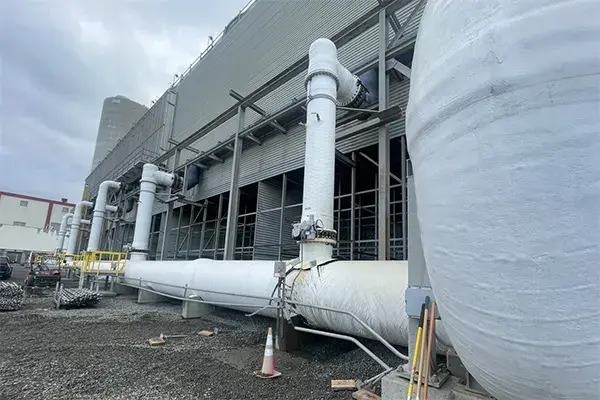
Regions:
[[19, 200, 28, 207], [62, 207, 70, 213], [13, 221, 26, 227]]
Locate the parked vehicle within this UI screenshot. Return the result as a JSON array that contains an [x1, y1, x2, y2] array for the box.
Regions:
[[0, 256, 12, 280], [24, 260, 61, 287]]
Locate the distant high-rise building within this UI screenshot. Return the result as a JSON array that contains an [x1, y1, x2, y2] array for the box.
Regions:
[[90, 96, 148, 171]]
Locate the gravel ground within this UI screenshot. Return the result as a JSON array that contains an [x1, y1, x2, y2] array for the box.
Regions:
[[0, 283, 407, 400]]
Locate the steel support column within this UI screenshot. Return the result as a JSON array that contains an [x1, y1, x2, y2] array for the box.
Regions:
[[350, 152, 356, 260], [224, 106, 246, 260], [186, 205, 194, 259], [172, 206, 183, 260], [199, 199, 208, 257], [278, 173, 287, 261], [401, 136, 407, 259], [215, 193, 224, 259], [159, 149, 181, 260], [377, 9, 390, 260]]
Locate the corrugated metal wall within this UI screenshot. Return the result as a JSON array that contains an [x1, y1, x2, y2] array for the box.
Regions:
[[253, 180, 282, 260], [172, 0, 379, 154]]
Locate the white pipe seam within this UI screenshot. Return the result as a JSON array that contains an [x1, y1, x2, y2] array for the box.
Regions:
[[56, 213, 73, 252], [66, 201, 93, 255], [131, 164, 175, 260], [88, 180, 121, 252], [306, 38, 361, 106]]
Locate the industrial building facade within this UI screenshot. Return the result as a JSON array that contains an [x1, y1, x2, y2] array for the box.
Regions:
[[90, 96, 148, 171], [0, 191, 74, 231], [84, 0, 423, 262]]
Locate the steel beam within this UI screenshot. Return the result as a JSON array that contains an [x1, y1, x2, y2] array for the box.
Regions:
[[245, 133, 262, 145], [377, 9, 390, 261], [199, 200, 208, 257], [389, 0, 426, 49], [159, 148, 181, 260], [208, 153, 224, 163], [386, 59, 411, 79], [358, 152, 402, 184], [152, 0, 413, 167], [229, 90, 287, 134], [224, 106, 246, 260], [335, 149, 357, 169]]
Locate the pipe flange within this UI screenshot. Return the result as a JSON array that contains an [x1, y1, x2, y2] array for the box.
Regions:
[[304, 70, 340, 89], [337, 76, 367, 107], [306, 93, 338, 105]]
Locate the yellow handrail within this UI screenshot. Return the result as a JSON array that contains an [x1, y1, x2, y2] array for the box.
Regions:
[[79, 251, 127, 276]]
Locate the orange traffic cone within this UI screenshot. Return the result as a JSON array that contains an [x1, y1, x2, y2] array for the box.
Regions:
[[254, 327, 282, 379]]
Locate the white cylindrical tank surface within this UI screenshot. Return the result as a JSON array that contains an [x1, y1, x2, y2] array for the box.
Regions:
[[406, 1, 600, 399]]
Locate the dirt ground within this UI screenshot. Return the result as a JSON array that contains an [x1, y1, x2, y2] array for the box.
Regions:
[[0, 270, 405, 400]]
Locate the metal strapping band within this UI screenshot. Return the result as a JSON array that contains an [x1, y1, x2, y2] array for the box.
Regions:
[[306, 93, 337, 105]]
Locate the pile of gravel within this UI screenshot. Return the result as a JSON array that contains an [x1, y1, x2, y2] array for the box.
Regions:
[[0, 282, 23, 311]]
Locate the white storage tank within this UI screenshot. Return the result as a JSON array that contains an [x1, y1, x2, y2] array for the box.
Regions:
[[406, 1, 599, 399]]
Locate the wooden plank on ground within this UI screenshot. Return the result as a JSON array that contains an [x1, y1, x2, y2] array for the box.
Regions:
[[198, 330, 214, 337], [352, 389, 381, 400], [148, 337, 166, 346], [331, 379, 356, 391]]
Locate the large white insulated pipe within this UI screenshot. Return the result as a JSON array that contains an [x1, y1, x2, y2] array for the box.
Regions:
[[56, 213, 73, 252], [295, 38, 365, 261], [88, 180, 121, 252], [131, 164, 177, 261], [407, 1, 600, 399], [125, 259, 415, 346], [66, 201, 93, 255]]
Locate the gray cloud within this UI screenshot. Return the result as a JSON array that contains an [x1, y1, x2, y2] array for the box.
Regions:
[[0, 0, 250, 202]]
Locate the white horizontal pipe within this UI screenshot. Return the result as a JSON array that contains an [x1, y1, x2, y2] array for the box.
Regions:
[[66, 201, 93, 255], [56, 213, 73, 252], [124, 259, 449, 348], [105, 205, 118, 213], [88, 180, 121, 252]]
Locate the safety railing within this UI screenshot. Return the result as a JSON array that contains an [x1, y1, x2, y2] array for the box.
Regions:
[[80, 251, 128, 276]]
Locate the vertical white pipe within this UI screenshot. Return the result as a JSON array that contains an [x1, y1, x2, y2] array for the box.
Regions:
[[301, 38, 362, 261], [88, 180, 121, 252], [66, 201, 93, 255], [302, 74, 338, 261], [131, 164, 176, 261], [56, 213, 73, 252]]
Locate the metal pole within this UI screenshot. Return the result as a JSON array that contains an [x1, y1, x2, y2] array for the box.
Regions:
[[215, 194, 224, 259], [350, 152, 356, 260], [337, 180, 342, 258], [377, 8, 390, 261], [401, 135, 407, 260], [159, 148, 181, 260], [199, 199, 208, 257], [241, 204, 248, 259], [278, 173, 287, 261], [186, 205, 194, 260], [224, 106, 246, 260], [173, 206, 183, 260]]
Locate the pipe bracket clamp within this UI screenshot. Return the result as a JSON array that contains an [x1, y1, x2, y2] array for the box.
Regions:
[[306, 93, 337, 105], [304, 70, 340, 89]]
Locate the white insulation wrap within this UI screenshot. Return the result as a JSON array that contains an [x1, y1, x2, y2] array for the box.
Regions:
[[66, 201, 93, 255], [124, 259, 417, 346], [406, 1, 600, 399], [88, 180, 121, 252], [291, 261, 410, 346]]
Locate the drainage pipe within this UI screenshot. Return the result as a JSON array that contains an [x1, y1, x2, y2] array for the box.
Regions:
[[56, 213, 73, 252], [88, 180, 121, 252], [66, 201, 93, 255], [131, 164, 178, 261]]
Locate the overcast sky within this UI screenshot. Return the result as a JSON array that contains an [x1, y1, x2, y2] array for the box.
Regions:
[[0, 0, 250, 203]]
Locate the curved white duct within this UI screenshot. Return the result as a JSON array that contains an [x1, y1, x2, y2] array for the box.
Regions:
[[406, 1, 600, 399], [88, 180, 121, 252], [295, 38, 365, 261], [56, 213, 73, 252], [66, 201, 93, 255], [131, 164, 178, 261], [125, 259, 418, 346]]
